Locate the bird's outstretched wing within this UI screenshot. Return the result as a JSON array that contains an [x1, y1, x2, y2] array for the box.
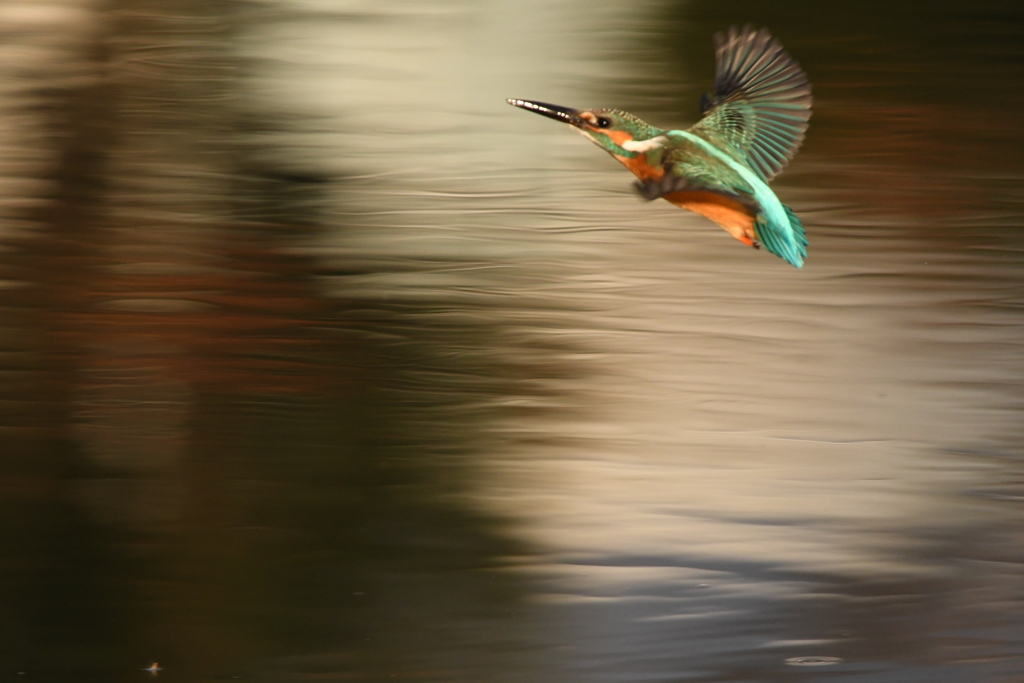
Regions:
[[691, 26, 811, 183]]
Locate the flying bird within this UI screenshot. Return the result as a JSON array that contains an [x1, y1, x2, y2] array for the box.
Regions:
[[508, 26, 812, 267]]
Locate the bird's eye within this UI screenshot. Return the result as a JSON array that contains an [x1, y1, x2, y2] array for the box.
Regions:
[[595, 117, 612, 128]]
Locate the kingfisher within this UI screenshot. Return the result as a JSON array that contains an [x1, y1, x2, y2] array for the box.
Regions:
[[508, 26, 811, 268]]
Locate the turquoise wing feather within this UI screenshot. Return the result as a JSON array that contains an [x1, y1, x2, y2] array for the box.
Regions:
[[756, 203, 807, 268], [690, 26, 812, 183]]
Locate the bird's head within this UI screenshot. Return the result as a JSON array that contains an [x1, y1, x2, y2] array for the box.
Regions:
[[507, 99, 666, 159]]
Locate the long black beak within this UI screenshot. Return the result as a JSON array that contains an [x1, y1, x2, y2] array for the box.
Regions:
[[507, 99, 584, 127]]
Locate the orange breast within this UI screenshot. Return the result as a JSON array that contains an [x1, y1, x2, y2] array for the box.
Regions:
[[664, 190, 758, 247], [610, 152, 758, 249], [612, 152, 664, 183]]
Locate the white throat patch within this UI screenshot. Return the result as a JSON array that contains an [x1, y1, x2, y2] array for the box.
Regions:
[[621, 135, 667, 153], [576, 128, 597, 144]]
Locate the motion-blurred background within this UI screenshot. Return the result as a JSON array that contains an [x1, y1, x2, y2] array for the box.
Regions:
[[0, 1, 1021, 681]]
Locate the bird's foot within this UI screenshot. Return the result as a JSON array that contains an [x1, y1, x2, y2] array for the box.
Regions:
[[632, 180, 660, 201]]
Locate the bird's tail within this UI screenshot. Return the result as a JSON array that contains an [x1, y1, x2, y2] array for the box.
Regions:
[[756, 204, 807, 268]]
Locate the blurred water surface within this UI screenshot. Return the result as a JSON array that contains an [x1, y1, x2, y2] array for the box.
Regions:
[[0, 0, 1022, 681]]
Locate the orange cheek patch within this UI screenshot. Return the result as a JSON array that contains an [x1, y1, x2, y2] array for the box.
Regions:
[[585, 125, 636, 151], [603, 129, 633, 147]]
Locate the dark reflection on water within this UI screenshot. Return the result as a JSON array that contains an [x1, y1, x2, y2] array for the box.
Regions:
[[0, 1, 1022, 682]]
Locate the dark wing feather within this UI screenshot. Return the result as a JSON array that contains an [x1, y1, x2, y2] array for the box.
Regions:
[[634, 174, 758, 212], [690, 26, 811, 182]]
